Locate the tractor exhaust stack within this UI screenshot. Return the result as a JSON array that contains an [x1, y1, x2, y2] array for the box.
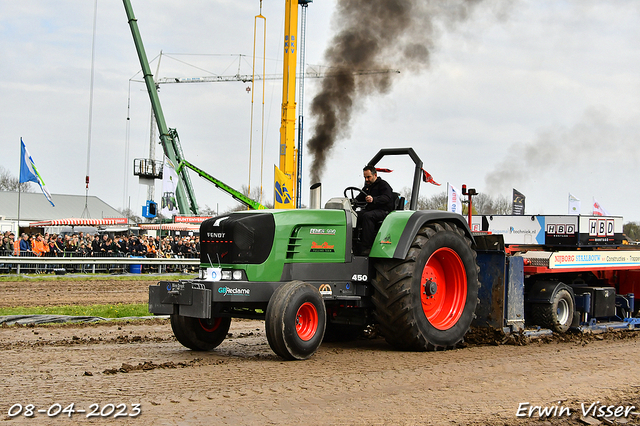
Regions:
[[309, 183, 322, 209]]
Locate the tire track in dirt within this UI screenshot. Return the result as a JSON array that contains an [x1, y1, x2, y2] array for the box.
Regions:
[[2, 278, 640, 425], [2, 322, 640, 425]]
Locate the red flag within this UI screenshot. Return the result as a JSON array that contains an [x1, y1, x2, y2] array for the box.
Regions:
[[593, 198, 609, 216], [422, 168, 441, 186], [375, 167, 393, 173]]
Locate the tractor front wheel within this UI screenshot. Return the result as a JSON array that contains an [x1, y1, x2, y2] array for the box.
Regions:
[[371, 221, 479, 351], [170, 314, 231, 351], [265, 281, 326, 360]]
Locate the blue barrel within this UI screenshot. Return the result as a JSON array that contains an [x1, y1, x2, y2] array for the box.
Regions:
[[129, 256, 143, 274]]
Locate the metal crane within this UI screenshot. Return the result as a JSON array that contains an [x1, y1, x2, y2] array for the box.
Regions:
[[153, 67, 400, 85], [295, 0, 310, 208], [275, 0, 305, 209], [123, 0, 199, 216], [125, 0, 398, 214]]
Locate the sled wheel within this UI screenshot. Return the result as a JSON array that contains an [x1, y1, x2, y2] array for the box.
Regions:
[[170, 314, 231, 351], [265, 281, 326, 360], [371, 221, 479, 351], [531, 289, 574, 333]]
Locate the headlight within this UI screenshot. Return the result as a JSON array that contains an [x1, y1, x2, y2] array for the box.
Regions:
[[221, 270, 232, 280], [232, 270, 243, 280]]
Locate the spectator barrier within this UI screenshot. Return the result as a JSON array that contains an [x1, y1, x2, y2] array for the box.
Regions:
[[0, 254, 199, 275]]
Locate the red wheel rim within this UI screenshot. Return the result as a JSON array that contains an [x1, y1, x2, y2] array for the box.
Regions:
[[295, 302, 318, 341], [420, 247, 467, 330], [199, 317, 222, 332]]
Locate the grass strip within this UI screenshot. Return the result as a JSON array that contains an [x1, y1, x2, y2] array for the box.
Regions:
[[0, 303, 150, 318]]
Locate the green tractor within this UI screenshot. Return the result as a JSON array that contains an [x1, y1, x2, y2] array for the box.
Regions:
[[149, 148, 480, 360]]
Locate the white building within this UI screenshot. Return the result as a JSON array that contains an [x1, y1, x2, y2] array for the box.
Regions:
[[0, 191, 125, 235]]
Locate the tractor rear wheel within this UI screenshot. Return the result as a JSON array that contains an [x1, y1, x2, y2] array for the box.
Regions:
[[170, 314, 231, 351], [265, 281, 326, 360], [371, 221, 479, 351]]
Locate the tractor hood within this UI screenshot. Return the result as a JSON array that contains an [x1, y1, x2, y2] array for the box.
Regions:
[[200, 212, 275, 265]]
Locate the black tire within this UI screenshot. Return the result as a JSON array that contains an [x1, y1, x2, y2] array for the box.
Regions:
[[265, 281, 326, 360], [170, 314, 231, 351], [371, 221, 479, 351], [531, 289, 574, 333]]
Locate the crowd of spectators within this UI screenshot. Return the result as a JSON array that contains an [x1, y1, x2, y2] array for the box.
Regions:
[[1, 231, 200, 259]]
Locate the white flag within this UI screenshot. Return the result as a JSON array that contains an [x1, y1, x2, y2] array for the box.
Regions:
[[161, 160, 180, 217], [447, 183, 463, 215], [592, 197, 610, 216], [568, 193, 580, 215]]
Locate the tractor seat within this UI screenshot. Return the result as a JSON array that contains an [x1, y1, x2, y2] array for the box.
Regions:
[[392, 192, 405, 211]]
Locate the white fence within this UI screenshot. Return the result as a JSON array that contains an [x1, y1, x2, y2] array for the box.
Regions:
[[0, 256, 200, 274]]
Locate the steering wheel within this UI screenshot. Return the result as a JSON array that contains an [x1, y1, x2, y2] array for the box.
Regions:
[[344, 186, 368, 209]]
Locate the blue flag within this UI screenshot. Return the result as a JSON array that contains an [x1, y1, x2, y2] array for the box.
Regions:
[[20, 138, 54, 207]]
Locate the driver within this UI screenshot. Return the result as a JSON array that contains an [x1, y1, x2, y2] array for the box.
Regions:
[[355, 165, 394, 255]]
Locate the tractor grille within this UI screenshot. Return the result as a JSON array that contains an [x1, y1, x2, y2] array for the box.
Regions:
[[286, 235, 302, 259], [200, 213, 275, 264]]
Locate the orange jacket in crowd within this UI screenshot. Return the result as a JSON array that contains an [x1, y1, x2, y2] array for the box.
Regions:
[[144, 241, 157, 256], [31, 239, 47, 257], [13, 240, 19, 256]]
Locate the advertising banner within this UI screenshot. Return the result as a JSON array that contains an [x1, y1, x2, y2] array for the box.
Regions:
[[447, 183, 463, 215], [512, 188, 525, 215], [161, 161, 180, 217]]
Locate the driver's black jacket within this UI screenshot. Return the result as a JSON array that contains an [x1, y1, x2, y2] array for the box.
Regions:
[[356, 177, 394, 212]]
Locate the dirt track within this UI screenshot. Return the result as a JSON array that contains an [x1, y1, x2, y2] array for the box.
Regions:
[[1, 278, 640, 425], [0, 277, 153, 308]]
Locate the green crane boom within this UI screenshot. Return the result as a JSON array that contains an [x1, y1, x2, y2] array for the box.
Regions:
[[176, 160, 266, 211], [123, 0, 199, 215]]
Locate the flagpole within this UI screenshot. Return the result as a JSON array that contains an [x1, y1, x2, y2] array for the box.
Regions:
[[17, 183, 21, 237], [17, 140, 21, 237]]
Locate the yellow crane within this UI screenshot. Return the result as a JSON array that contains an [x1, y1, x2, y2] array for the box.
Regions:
[[274, 0, 311, 209]]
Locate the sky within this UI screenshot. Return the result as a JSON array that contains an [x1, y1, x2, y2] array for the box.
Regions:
[[1, 1, 639, 222]]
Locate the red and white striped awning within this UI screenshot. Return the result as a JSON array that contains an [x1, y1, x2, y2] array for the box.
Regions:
[[138, 223, 200, 231], [30, 218, 129, 227]]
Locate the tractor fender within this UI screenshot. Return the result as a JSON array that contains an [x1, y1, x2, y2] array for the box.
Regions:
[[527, 280, 575, 305], [370, 210, 474, 260]]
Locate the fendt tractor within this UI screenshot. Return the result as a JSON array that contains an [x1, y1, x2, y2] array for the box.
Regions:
[[149, 148, 640, 360]]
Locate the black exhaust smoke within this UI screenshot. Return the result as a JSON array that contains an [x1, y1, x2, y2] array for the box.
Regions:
[[307, 0, 494, 184]]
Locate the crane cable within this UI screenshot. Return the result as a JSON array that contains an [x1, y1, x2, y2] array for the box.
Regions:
[[248, 0, 267, 206], [83, 0, 98, 218]]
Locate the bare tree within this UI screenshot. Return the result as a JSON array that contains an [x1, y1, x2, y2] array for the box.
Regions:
[[421, 191, 447, 211], [472, 193, 512, 215], [0, 166, 32, 192], [494, 195, 512, 215], [472, 193, 493, 215], [118, 208, 142, 224], [400, 187, 515, 215], [400, 187, 447, 211], [623, 222, 640, 242], [198, 205, 219, 217]]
